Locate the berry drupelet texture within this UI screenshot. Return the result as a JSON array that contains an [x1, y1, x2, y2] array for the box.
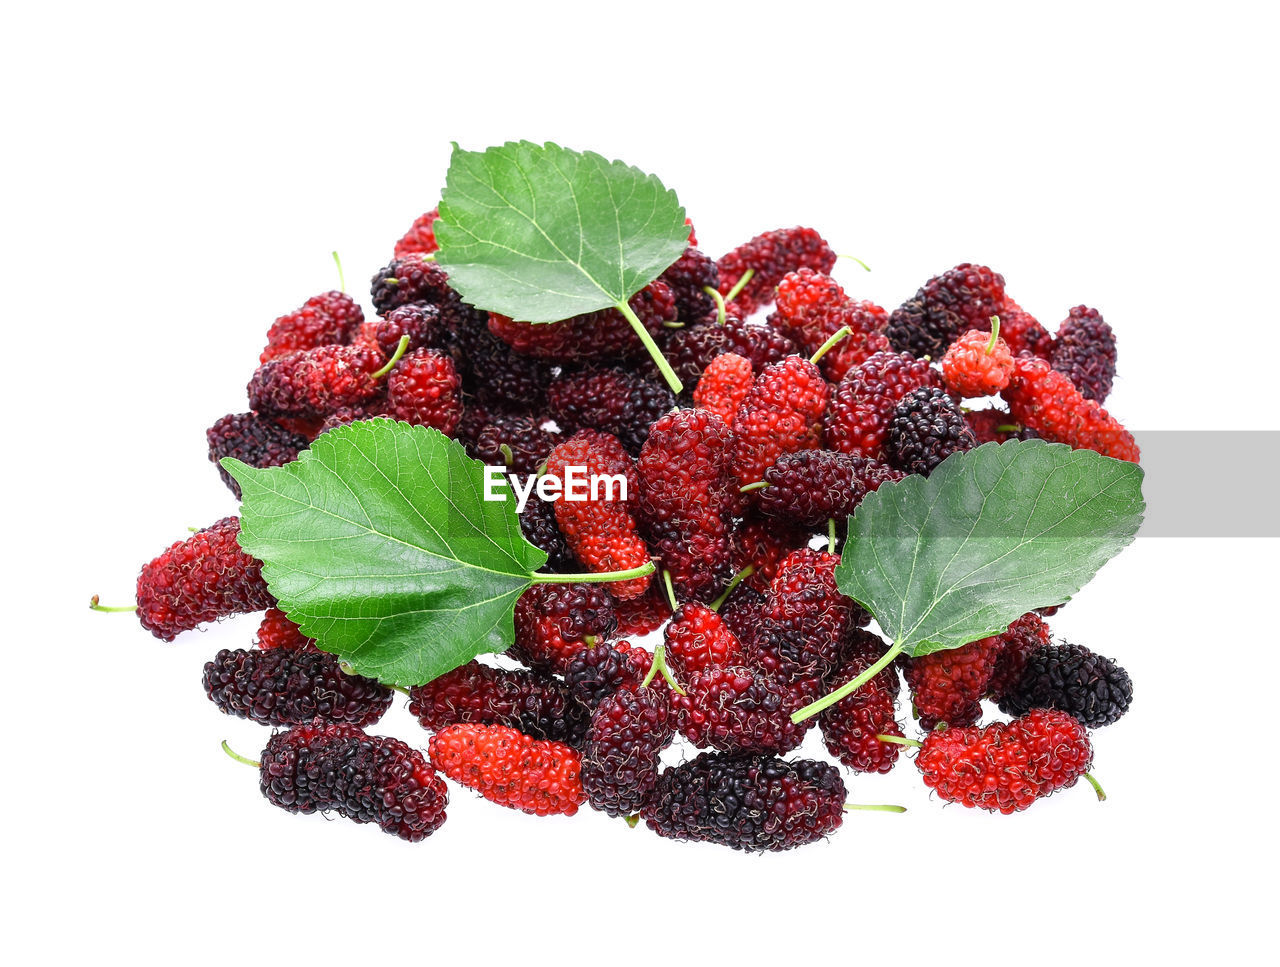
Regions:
[[886, 386, 978, 476], [985, 612, 1053, 701], [755, 449, 870, 526], [1002, 356, 1139, 462], [386, 348, 463, 434], [509, 582, 619, 675], [429, 723, 585, 817], [488, 281, 676, 361], [997, 301, 1054, 359], [543, 430, 653, 599], [254, 608, 315, 650], [248, 343, 386, 420], [716, 227, 837, 317], [547, 367, 675, 455], [393, 207, 440, 258], [692, 352, 752, 423], [886, 263, 1006, 359], [258, 722, 448, 842], [408, 660, 590, 747], [564, 640, 653, 709], [770, 268, 891, 380], [729, 515, 813, 593], [941, 328, 1015, 398], [643, 752, 846, 852], [136, 517, 274, 641], [582, 684, 676, 816], [612, 585, 674, 636], [370, 255, 457, 315], [203, 646, 393, 727], [820, 644, 904, 774], [452, 310, 553, 409], [673, 664, 821, 754], [664, 604, 744, 679], [517, 496, 574, 571], [634, 408, 738, 601], [1049, 305, 1117, 403], [260, 291, 365, 364], [998, 642, 1133, 727], [467, 413, 561, 476], [904, 632, 1005, 730], [915, 709, 1093, 813], [825, 351, 944, 459], [659, 246, 719, 325], [206, 412, 308, 498], [363, 302, 447, 358], [730, 355, 829, 486]]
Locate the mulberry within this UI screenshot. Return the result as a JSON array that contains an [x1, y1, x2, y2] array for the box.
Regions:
[[659, 247, 719, 325], [206, 412, 308, 498], [819, 646, 904, 774], [257, 722, 448, 841], [771, 268, 890, 380], [393, 207, 440, 258], [564, 641, 653, 709], [247, 344, 386, 420], [915, 709, 1094, 813], [408, 660, 590, 746], [1049, 306, 1117, 403], [547, 367, 675, 455], [582, 685, 676, 816], [370, 255, 456, 315], [254, 608, 314, 650], [755, 449, 869, 527], [730, 355, 829, 486], [664, 604, 744, 678], [998, 642, 1132, 727], [692, 352, 752, 423], [136, 517, 273, 641], [260, 291, 364, 364], [885, 386, 978, 476], [887, 264, 1006, 359], [1003, 356, 1139, 462], [488, 281, 676, 361], [904, 633, 1005, 730], [940, 326, 1014, 398], [509, 582, 618, 674], [386, 348, 463, 435], [429, 724, 585, 817], [203, 647, 392, 727], [825, 351, 943, 459], [716, 227, 837, 317], [643, 752, 845, 852], [673, 664, 820, 754]]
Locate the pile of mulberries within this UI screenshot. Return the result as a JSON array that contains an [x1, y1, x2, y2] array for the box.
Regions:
[[111, 208, 1140, 849]]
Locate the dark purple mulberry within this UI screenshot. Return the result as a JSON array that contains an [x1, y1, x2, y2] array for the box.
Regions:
[[547, 367, 675, 455], [1049, 306, 1117, 403], [257, 722, 448, 842], [564, 641, 653, 709], [885, 386, 977, 476], [203, 647, 392, 727], [998, 642, 1133, 727], [581, 685, 675, 817], [660, 247, 719, 324], [672, 665, 820, 754], [887, 263, 1006, 359], [206, 412, 308, 498], [643, 752, 845, 852]]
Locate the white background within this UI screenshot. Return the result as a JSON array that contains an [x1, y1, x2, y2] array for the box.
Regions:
[[5, 1, 1277, 963]]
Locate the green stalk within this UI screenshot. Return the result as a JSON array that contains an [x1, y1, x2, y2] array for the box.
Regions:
[[703, 285, 727, 326], [739, 480, 769, 494], [221, 740, 261, 769], [876, 734, 922, 748], [723, 268, 755, 304], [838, 254, 872, 272], [661, 569, 679, 611], [616, 299, 683, 394], [810, 326, 852, 365], [827, 519, 838, 554], [332, 251, 346, 292], [843, 803, 907, 813], [88, 595, 136, 613], [529, 561, 656, 585], [708, 565, 754, 612], [1083, 772, 1107, 802], [791, 641, 904, 722], [640, 643, 686, 695], [986, 315, 1001, 355], [371, 335, 410, 378]]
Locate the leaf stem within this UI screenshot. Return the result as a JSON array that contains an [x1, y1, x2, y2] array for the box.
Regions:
[[875, 734, 922, 748], [986, 315, 1001, 355], [661, 569, 678, 611], [221, 740, 261, 769], [1083, 772, 1107, 802], [739, 480, 769, 493], [88, 594, 136, 613], [723, 268, 754, 304], [810, 326, 852, 365], [529, 560, 656, 585], [371, 334, 410, 379], [843, 803, 906, 813], [332, 251, 346, 292], [791, 641, 905, 722], [709, 565, 754, 612], [616, 299, 683, 395], [703, 285, 727, 326]]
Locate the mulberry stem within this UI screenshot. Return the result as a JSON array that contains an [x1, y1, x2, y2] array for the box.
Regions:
[[723, 268, 755, 304], [331, 251, 346, 292], [709, 565, 754, 612], [623, 813, 640, 828], [88, 595, 136, 613], [843, 803, 906, 813], [221, 740, 261, 769], [875, 734, 922, 748], [791, 641, 905, 722], [661, 569, 678, 611], [640, 644, 686, 695], [986, 316, 1001, 355], [528, 561, 656, 585], [739, 480, 768, 494], [1083, 772, 1107, 802], [498, 443, 514, 467], [371, 334, 410, 378], [703, 285, 727, 326], [827, 519, 838, 554], [810, 326, 852, 365], [837, 254, 872, 272], [616, 299, 683, 394]]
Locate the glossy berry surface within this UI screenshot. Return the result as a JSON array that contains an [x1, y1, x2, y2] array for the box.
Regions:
[[206, 412, 308, 498], [260, 291, 364, 364], [429, 723, 585, 817], [1003, 356, 1139, 462], [509, 582, 619, 674], [886, 386, 978, 476], [582, 685, 675, 816], [998, 642, 1132, 727], [825, 351, 943, 459], [1049, 305, 1117, 403], [941, 328, 1015, 397], [886, 263, 1006, 359], [386, 348, 463, 434], [730, 356, 829, 486], [715, 227, 837, 317]]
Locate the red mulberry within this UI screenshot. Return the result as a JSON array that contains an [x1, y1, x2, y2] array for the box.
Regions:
[[254, 608, 314, 650], [771, 268, 891, 380], [386, 348, 463, 435], [247, 344, 386, 420], [1002, 356, 1139, 462], [663, 603, 744, 678], [509, 582, 619, 675], [716, 227, 837, 317], [393, 207, 440, 258], [825, 351, 943, 459], [429, 723, 585, 817], [136, 517, 273, 641], [673, 664, 820, 754], [260, 291, 364, 364], [730, 356, 829, 486], [692, 352, 752, 423], [941, 326, 1014, 397], [887, 264, 1006, 359]]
